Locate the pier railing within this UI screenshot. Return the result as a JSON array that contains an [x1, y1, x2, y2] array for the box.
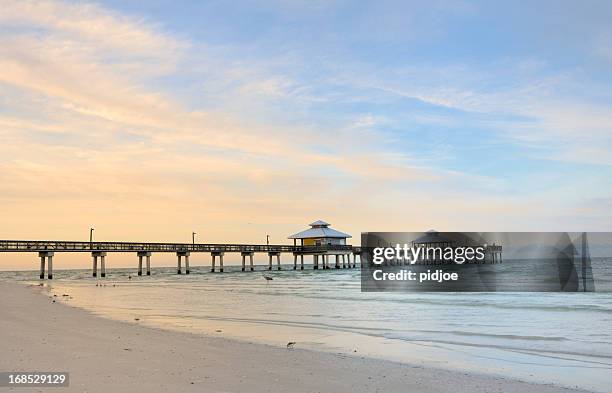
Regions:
[[0, 239, 363, 278], [0, 240, 358, 254]]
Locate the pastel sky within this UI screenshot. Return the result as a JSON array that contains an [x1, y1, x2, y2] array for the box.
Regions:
[[1, 1, 612, 268]]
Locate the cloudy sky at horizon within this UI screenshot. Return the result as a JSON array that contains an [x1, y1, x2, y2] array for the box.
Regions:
[[1, 0, 611, 267]]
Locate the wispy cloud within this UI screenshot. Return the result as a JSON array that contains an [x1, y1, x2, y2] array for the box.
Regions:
[[0, 0, 185, 56], [0, 0, 611, 257]]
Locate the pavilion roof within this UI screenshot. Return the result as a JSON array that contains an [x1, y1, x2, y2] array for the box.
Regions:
[[288, 221, 351, 239]]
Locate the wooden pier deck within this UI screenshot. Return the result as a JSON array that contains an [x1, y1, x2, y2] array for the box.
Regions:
[[0, 240, 362, 279]]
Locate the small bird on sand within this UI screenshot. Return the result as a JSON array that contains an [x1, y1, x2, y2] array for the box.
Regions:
[[286, 342, 296, 349], [263, 275, 273, 281]]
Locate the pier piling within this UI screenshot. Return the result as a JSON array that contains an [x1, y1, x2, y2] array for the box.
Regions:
[[241, 251, 254, 271], [211, 251, 224, 272], [47, 254, 53, 279], [176, 251, 190, 274], [39, 254, 45, 279], [91, 252, 106, 278], [38, 252, 54, 279], [137, 252, 152, 276], [268, 252, 281, 270]]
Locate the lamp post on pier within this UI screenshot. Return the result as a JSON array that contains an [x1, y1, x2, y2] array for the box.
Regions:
[[192, 232, 196, 245], [89, 227, 94, 249]]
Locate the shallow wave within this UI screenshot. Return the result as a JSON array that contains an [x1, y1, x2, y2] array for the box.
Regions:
[[417, 330, 567, 341]]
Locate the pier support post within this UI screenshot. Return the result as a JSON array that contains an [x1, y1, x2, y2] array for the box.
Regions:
[[241, 252, 254, 272], [342, 254, 346, 269], [347, 254, 352, 268], [324, 255, 329, 269], [47, 254, 53, 279], [293, 254, 297, 270], [335, 255, 340, 269], [39, 253, 45, 279], [177, 251, 190, 274], [211, 252, 224, 272], [313, 255, 319, 269], [91, 252, 106, 278], [100, 255, 106, 277], [268, 252, 281, 270], [137, 252, 151, 276], [38, 252, 55, 279], [300, 254, 304, 270]]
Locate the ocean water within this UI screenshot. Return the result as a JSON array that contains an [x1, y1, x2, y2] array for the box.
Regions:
[[2, 259, 612, 392]]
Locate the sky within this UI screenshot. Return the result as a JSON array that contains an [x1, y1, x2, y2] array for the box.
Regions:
[[1, 0, 612, 268]]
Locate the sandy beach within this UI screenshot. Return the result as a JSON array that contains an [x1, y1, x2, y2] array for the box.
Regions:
[[0, 281, 594, 393]]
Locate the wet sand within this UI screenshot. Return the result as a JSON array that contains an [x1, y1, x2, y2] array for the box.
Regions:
[[0, 281, 593, 393]]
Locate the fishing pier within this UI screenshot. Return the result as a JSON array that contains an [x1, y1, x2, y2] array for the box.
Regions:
[[0, 221, 362, 279], [0, 240, 362, 279]]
